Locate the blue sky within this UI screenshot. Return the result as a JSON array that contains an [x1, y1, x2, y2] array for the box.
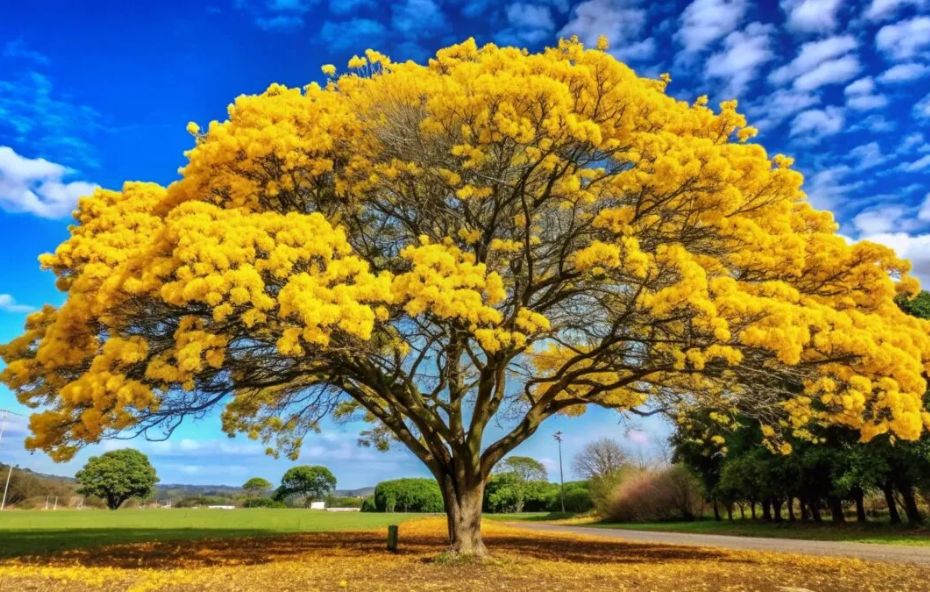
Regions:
[[1, 0, 929, 487]]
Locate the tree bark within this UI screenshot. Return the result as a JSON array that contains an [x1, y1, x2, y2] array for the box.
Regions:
[[439, 475, 487, 557], [712, 497, 721, 521], [828, 496, 845, 523], [772, 498, 783, 522], [853, 488, 867, 523], [898, 484, 923, 525], [809, 498, 822, 522], [883, 481, 902, 525], [761, 498, 772, 521], [787, 496, 796, 522]]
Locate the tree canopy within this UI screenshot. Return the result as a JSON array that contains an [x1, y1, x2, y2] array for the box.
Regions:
[[3, 38, 929, 554], [275, 465, 336, 506], [242, 476, 272, 498], [74, 448, 158, 510]]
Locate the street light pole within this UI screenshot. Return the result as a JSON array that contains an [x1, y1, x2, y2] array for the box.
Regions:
[[554, 430, 565, 513], [0, 408, 25, 512]]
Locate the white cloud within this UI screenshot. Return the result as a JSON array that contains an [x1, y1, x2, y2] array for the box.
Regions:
[[859, 232, 930, 287], [791, 106, 845, 142], [846, 93, 889, 110], [0, 293, 34, 313], [853, 206, 908, 235], [237, 0, 319, 30], [0, 146, 97, 218], [749, 88, 819, 130], [391, 0, 447, 37], [919, 193, 930, 222], [878, 62, 930, 83], [843, 76, 888, 111], [864, 0, 928, 21], [916, 93, 930, 120], [781, 0, 843, 33], [876, 17, 930, 61], [899, 154, 930, 172], [769, 35, 860, 91], [498, 3, 556, 45], [705, 22, 775, 97], [849, 142, 887, 169], [803, 165, 863, 211], [559, 0, 654, 61], [676, 0, 747, 54], [794, 55, 861, 90]]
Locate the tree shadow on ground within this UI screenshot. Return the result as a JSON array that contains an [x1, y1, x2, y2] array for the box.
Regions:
[[2, 527, 739, 570]]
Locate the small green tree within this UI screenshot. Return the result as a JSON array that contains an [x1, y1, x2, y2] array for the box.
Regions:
[[243, 477, 272, 499], [75, 449, 158, 510], [275, 466, 336, 507], [487, 456, 550, 512]]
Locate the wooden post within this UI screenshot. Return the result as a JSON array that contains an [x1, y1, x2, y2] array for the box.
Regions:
[[387, 524, 399, 552]]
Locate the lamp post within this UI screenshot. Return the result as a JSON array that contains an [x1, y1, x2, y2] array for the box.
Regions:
[[554, 430, 565, 513]]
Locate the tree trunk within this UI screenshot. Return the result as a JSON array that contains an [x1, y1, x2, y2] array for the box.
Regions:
[[828, 496, 845, 523], [898, 484, 923, 525], [750, 500, 756, 520], [773, 498, 783, 522], [809, 498, 822, 522], [787, 496, 796, 522], [883, 482, 901, 525], [762, 498, 772, 521], [853, 488, 867, 523], [726, 503, 733, 521], [440, 476, 487, 557], [712, 497, 721, 521]]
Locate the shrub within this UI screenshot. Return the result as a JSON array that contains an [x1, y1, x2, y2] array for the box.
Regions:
[[243, 496, 285, 508], [604, 465, 702, 522], [325, 495, 364, 508], [360, 496, 377, 512], [372, 478, 443, 512], [485, 473, 556, 513], [546, 480, 595, 513]]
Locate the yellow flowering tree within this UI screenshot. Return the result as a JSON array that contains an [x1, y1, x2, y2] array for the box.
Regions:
[[3, 39, 930, 556]]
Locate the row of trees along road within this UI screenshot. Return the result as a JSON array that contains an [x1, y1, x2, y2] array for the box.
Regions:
[[3, 40, 930, 556], [675, 291, 930, 525]]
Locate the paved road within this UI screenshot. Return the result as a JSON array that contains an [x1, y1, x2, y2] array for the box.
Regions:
[[509, 522, 930, 567]]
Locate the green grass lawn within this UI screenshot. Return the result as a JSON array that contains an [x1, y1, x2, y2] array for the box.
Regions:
[[589, 518, 930, 546], [0, 509, 425, 558], [488, 512, 930, 546]]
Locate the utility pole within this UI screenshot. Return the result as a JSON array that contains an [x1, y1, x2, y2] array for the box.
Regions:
[[0, 409, 23, 512], [554, 430, 565, 513]]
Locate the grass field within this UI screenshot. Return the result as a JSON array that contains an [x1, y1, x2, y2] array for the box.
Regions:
[[0, 517, 926, 591], [0, 509, 424, 558]]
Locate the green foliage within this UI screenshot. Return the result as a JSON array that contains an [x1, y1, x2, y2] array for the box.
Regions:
[[175, 495, 235, 508], [243, 496, 286, 508], [549, 480, 595, 513], [372, 478, 443, 512], [325, 495, 364, 508], [274, 465, 337, 507], [896, 290, 930, 320], [242, 477, 272, 497], [75, 449, 158, 510], [485, 473, 556, 513], [493, 456, 548, 482]]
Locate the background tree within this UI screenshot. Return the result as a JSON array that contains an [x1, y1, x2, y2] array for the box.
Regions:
[[275, 465, 336, 507], [242, 477, 272, 499], [3, 40, 930, 556], [573, 438, 627, 480], [74, 449, 158, 510], [371, 477, 444, 512], [486, 456, 551, 512]]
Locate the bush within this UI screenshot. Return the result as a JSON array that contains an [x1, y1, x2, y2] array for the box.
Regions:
[[360, 496, 377, 512], [243, 496, 285, 508], [372, 478, 443, 512], [325, 495, 364, 508], [546, 480, 595, 513], [604, 465, 702, 522], [485, 473, 556, 513]]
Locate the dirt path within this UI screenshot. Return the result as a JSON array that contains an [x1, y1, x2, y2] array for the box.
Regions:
[[509, 522, 930, 566]]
